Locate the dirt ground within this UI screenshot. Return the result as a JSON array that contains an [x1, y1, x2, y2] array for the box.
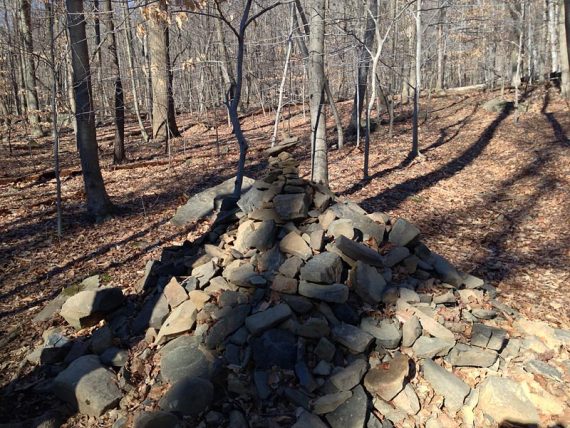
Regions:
[[0, 86, 568, 424]]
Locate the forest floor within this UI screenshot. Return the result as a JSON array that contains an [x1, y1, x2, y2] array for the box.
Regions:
[[0, 86, 569, 424]]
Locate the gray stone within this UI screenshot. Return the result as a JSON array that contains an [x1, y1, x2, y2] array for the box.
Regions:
[[388, 219, 420, 247], [158, 377, 214, 416], [398, 287, 420, 304], [253, 370, 272, 400], [245, 303, 292, 335], [421, 359, 470, 412], [279, 256, 303, 278], [327, 219, 355, 240], [482, 98, 510, 112], [332, 323, 375, 353], [228, 410, 248, 428], [300, 252, 342, 284], [471, 323, 507, 351], [132, 292, 169, 335], [252, 329, 297, 369], [462, 273, 485, 289], [296, 361, 319, 392], [160, 335, 212, 383], [282, 294, 314, 314], [335, 236, 384, 267], [364, 353, 410, 401], [361, 318, 401, 349], [310, 229, 325, 251], [325, 385, 368, 428], [446, 343, 498, 367], [383, 247, 410, 268], [172, 176, 254, 225], [280, 232, 313, 260], [471, 309, 497, 320], [401, 316, 422, 347], [236, 220, 276, 251], [154, 300, 198, 345], [299, 281, 349, 304], [478, 376, 539, 425], [329, 359, 368, 391], [313, 391, 353, 415], [352, 262, 386, 304], [90, 325, 113, 354], [293, 411, 328, 428], [372, 398, 406, 425], [525, 359, 563, 381], [270, 275, 298, 294], [391, 384, 420, 415], [273, 193, 310, 221], [100, 347, 129, 367], [223, 261, 257, 287], [292, 317, 331, 338], [257, 245, 286, 274], [313, 361, 333, 376], [314, 337, 336, 362], [432, 254, 463, 287], [134, 411, 181, 428], [53, 355, 122, 417], [433, 290, 456, 305], [60, 288, 124, 329], [412, 336, 455, 358], [191, 260, 219, 288], [328, 203, 385, 242]]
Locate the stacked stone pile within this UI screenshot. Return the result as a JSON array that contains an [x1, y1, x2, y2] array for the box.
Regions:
[[27, 150, 570, 427]]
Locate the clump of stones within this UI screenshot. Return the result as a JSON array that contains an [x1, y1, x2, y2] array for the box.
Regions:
[[30, 150, 569, 427]]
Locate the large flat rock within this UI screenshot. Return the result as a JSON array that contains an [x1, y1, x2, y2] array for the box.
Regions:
[[171, 176, 254, 226]]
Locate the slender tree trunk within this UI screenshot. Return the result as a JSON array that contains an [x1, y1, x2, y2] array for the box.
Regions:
[[560, 0, 570, 98], [17, 0, 43, 137], [123, 0, 149, 142], [66, 0, 114, 219], [309, 0, 328, 185], [436, 1, 446, 91], [101, 0, 125, 164], [411, 0, 422, 159], [348, 0, 378, 136]]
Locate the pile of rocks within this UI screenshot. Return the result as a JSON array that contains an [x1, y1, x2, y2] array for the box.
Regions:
[[29, 150, 569, 427]]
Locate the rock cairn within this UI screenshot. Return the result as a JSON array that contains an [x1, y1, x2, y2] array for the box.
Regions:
[[29, 150, 569, 427]]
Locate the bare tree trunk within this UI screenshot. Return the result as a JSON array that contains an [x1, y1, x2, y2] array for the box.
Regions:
[[101, 0, 125, 164], [17, 0, 43, 137], [66, 0, 114, 219], [514, 1, 526, 121], [348, 0, 378, 136], [148, 0, 179, 143], [560, 0, 570, 98], [123, 0, 149, 142], [48, 0, 62, 236], [309, 0, 328, 185], [271, 4, 295, 147], [549, 0, 560, 72], [411, 0, 422, 159], [436, 1, 446, 91]]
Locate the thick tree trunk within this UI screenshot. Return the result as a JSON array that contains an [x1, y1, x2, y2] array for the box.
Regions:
[[348, 0, 377, 135], [436, 1, 446, 90], [561, 0, 570, 98], [148, 0, 179, 143], [308, 0, 328, 185], [549, 0, 560, 72], [66, 0, 113, 219], [101, 0, 125, 164], [17, 0, 43, 137]]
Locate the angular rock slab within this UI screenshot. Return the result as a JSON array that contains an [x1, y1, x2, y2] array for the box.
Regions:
[[328, 203, 385, 242], [172, 176, 254, 226], [60, 287, 124, 329], [280, 232, 313, 260], [478, 376, 539, 425], [364, 353, 410, 401], [273, 192, 310, 221], [252, 329, 297, 369], [154, 300, 198, 345], [352, 261, 386, 304], [421, 359, 470, 412], [158, 377, 214, 416], [446, 343, 498, 368], [53, 355, 122, 417], [335, 236, 384, 267], [300, 252, 342, 284], [299, 281, 349, 304], [245, 303, 292, 335], [389, 218, 420, 247], [325, 385, 368, 428], [332, 323, 375, 354]]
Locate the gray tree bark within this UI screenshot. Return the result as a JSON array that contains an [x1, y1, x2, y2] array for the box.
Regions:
[[436, 1, 446, 90], [411, 0, 422, 159], [101, 0, 125, 163], [560, 0, 570, 98], [66, 0, 114, 219], [549, 0, 560, 72], [17, 0, 43, 137], [308, 0, 328, 185]]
